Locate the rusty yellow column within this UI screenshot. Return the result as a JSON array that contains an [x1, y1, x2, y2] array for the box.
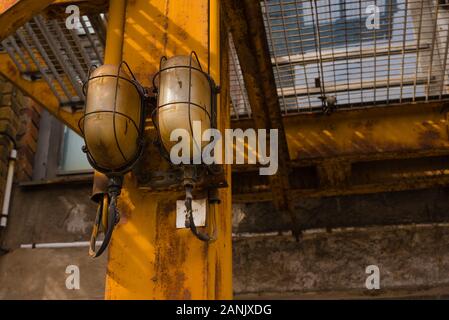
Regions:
[[104, 0, 232, 300]]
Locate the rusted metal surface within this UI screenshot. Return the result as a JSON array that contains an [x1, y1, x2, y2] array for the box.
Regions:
[[234, 101, 449, 161], [232, 100, 449, 201], [211, 17, 233, 298], [283, 103, 449, 162], [233, 172, 449, 203], [222, 0, 295, 234], [105, 0, 232, 300], [137, 166, 227, 192]]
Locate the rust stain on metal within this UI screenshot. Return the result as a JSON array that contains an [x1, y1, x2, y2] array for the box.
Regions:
[[0, 0, 55, 41], [6, 60, 17, 75], [418, 129, 441, 150], [280, 102, 449, 161], [154, 199, 190, 299], [105, 0, 232, 299], [215, 258, 222, 297]]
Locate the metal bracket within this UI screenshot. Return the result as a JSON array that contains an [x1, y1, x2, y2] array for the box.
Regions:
[[137, 164, 228, 192]]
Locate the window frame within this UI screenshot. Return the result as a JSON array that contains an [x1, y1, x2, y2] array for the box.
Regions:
[[32, 110, 93, 182]]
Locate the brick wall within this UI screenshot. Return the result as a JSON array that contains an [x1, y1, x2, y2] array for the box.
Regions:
[[0, 76, 41, 211], [16, 94, 41, 181], [0, 77, 18, 210]]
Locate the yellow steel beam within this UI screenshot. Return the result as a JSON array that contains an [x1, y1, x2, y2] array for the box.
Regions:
[[222, 0, 292, 212], [232, 101, 449, 200], [52, 0, 98, 4], [234, 102, 449, 163], [45, 0, 109, 17], [0, 53, 81, 133], [104, 0, 232, 299], [0, 0, 19, 13], [0, 0, 55, 41], [283, 103, 449, 162]]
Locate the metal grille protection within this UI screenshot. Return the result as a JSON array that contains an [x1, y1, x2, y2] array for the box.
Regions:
[[259, 0, 449, 114], [1, 14, 106, 109]]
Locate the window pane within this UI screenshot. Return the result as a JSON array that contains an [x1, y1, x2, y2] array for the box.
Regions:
[[60, 126, 92, 172]]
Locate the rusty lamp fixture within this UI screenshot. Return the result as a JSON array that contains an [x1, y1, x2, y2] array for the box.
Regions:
[[152, 52, 220, 242], [79, 62, 147, 257]]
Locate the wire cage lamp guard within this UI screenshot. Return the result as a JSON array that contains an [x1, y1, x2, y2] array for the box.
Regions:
[[151, 51, 220, 162], [78, 61, 147, 176]]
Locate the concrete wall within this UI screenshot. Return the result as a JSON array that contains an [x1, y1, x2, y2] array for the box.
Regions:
[[1, 183, 96, 248], [234, 225, 449, 299], [0, 247, 107, 300], [233, 187, 449, 234], [0, 182, 107, 300], [2, 181, 449, 299]]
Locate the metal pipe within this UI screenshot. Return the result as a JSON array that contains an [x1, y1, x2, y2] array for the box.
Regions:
[[20, 241, 103, 249], [104, 0, 126, 64], [0, 149, 17, 228]]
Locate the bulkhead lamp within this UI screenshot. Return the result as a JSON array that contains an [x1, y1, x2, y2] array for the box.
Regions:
[[79, 62, 146, 174], [152, 52, 219, 161], [79, 62, 147, 258], [152, 52, 220, 242]]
